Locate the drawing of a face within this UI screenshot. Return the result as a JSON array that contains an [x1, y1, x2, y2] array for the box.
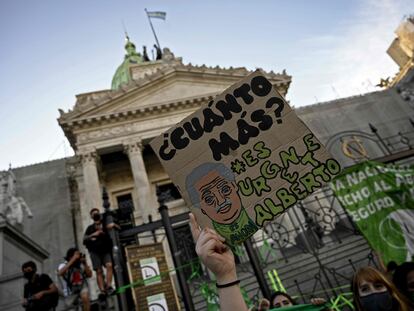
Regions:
[[195, 170, 242, 224]]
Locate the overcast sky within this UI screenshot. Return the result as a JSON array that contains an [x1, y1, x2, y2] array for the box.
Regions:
[[0, 0, 412, 170]]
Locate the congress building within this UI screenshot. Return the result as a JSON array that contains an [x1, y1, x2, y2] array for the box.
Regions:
[[1, 16, 414, 311]]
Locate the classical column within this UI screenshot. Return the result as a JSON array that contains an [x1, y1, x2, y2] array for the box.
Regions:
[[80, 150, 102, 231], [124, 141, 153, 222], [77, 150, 103, 301]]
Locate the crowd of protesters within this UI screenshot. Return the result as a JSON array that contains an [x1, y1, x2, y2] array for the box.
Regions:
[[189, 212, 414, 311], [19, 207, 414, 311]]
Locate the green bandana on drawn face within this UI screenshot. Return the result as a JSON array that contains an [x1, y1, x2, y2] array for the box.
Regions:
[[213, 208, 258, 245]]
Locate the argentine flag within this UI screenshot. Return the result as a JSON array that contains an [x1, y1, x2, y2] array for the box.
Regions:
[[146, 11, 166, 20]]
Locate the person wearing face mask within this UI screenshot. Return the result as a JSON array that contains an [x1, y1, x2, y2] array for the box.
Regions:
[[58, 247, 92, 310], [351, 266, 412, 311], [83, 208, 115, 296], [22, 261, 59, 311], [393, 262, 414, 303]]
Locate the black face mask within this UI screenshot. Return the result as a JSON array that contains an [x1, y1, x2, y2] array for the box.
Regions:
[[23, 271, 35, 280], [360, 291, 393, 311], [93, 213, 101, 221]]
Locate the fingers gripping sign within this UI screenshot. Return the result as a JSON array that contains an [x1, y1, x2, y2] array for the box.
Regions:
[[189, 212, 201, 242], [190, 213, 248, 311], [190, 213, 237, 284]]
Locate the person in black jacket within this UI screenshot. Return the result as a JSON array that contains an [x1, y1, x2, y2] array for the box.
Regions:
[[83, 208, 115, 295], [22, 261, 59, 311]]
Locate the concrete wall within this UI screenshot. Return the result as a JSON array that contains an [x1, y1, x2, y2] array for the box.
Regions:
[[297, 87, 414, 166], [0, 158, 75, 310], [13, 158, 75, 279]]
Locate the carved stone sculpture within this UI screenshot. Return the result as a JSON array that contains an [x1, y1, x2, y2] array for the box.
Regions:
[[0, 168, 33, 228]]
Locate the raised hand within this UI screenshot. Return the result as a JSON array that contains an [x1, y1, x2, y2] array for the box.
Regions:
[[189, 213, 236, 284], [189, 213, 248, 311], [310, 297, 326, 305]]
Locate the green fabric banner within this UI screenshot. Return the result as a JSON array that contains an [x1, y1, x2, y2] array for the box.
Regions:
[[269, 304, 326, 311], [331, 161, 414, 264]]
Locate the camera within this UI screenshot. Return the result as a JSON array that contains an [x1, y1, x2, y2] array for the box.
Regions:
[[80, 253, 86, 262]]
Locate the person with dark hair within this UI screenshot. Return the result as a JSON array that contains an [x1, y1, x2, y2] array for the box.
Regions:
[[351, 266, 412, 311], [22, 261, 59, 311], [256, 291, 326, 310], [83, 208, 115, 295], [58, 247, 92, 311], [393, 262, 414, 302], [270, 291, 296, 308]]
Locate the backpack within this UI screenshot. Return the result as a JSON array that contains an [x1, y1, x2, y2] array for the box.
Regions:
[[59, 262, 87, 295], [66, 267, 85, 294]]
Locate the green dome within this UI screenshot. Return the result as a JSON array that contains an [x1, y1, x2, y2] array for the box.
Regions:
[[111, 37, 143, 90]]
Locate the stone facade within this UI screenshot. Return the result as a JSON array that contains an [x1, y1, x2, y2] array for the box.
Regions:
[[0, 159, 74, 311]]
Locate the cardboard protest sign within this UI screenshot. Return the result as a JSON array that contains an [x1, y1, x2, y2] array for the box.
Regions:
[[150, 70, 341, 244]]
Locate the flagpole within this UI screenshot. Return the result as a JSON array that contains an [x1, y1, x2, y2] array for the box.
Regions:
[[145, 8, 161, 49]]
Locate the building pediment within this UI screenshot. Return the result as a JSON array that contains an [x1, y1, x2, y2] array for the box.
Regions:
[[58, 58, 291, 150], [59, 63, 291, 123]]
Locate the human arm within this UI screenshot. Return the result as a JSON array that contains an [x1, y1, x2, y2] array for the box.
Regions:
[[190, 213, 248, 311], [58, 252, 81, 276], [32, 283, 58, 300], [32, 275, 58, 300], [310, 298, 326, 305], [310, 298, 332, 311], [81, 256, 93, 278], [83, 225, 103, 242], [258, 298, 270, 311], [22, 284, 28, 306], [106, 223, 121, 230], [104, 213, 121, 230]]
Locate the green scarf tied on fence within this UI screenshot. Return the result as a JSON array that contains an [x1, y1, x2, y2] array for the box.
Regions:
[[199, 282, 220, 311], [269, 304, 327, 311]]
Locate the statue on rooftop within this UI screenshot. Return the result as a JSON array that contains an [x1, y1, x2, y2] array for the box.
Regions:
[[162, 47, 175, 61], [0, 168, 33, 228], [400, 87, 414, 103], [154, 44, 162, 60], [143, 45, 150, 62]]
